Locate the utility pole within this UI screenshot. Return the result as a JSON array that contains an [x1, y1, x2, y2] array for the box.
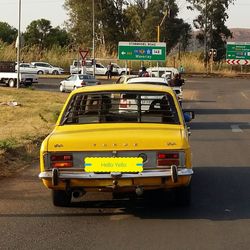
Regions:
[[92, 0, 95, 77], [204, 0, 208, 72], [17, 0, 21, 89]]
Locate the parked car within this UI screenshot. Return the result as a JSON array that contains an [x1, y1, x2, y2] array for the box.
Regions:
[[15, 63, 45, 74], [39, 83, 194, 207], [31, 62, 64, 75], [111, 63, 130, 75], [59, 74, 100, 92]]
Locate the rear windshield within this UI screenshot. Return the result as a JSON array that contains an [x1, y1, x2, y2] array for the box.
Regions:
[[60, 91, 180, 125], [79, 75, 95, 80]]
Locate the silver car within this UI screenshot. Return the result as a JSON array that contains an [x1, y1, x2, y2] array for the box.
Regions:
[[59, 74, 100, 92]]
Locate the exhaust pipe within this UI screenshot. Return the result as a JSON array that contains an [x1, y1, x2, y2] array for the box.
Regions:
[[135, 186, 144, 196], [72, 189, 85, 198]]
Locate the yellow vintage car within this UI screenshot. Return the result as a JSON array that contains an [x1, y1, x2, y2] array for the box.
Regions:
[[39, 84, 194, 206]]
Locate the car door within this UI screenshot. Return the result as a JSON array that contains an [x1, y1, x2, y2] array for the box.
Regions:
[[64, 75, 76, 91]]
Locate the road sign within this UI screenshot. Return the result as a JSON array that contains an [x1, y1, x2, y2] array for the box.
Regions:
[[226, 59, 249, 65], [118, 42, 166, 61], [226, 42, 250, 64]]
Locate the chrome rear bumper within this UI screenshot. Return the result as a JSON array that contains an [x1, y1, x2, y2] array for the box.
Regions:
[[39, 168, 193, 184]]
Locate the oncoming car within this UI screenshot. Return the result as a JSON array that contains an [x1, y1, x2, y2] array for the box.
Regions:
[[39, 84, 194, 207]]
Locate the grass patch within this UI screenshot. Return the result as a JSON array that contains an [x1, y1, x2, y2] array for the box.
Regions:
[[0, 87, 68, 142], [0, 87, 68, 177]]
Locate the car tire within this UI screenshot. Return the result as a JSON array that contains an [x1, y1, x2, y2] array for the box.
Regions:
[[120, 71, 125, 75], [52, 190, 71, 207], [59, 84, 65, 92], [52, 70, 59, 75], [8, 79, 16, 88], [37, 70, 44, 75], [174, 184, 191, 206]]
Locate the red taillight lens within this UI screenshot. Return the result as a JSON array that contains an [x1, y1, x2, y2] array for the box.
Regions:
[[50, 154, 73, 168], [119, 99, 128, 108], [157, 153, 179, 167], [81, 81, 86, 86]]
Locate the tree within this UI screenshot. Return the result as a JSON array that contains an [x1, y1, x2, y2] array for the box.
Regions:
[[64, 0, 191, 54], [64, 0, 128, 53], [0, 22, 17, 44], [24, 19, 71, 49], [187, 0, 235, 61]]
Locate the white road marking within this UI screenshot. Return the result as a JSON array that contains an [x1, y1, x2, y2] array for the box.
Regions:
[[241, 92, 249, 100], [231, 125, 243, 133]]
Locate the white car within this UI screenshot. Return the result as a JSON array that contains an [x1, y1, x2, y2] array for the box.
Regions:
[[59, 74, 100, 92], [70, 60, 108, 75], [147, 67, 179, 79], [31, 62, 64, 75], [125, 77, 183, 106], [15, 63, 43, 74], [111, 63, 130, 75]]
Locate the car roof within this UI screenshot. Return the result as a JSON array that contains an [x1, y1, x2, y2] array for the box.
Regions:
[[126, 77, 168, 84], [72, 83, 173, 95], [147, 67, 179, 72]]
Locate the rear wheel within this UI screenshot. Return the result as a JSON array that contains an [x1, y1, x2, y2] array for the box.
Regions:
[[8, 79, 16, 88], [52, 190, 71, 207], [175, 184, 191, 206], [52, 70, 59, 75], [37, 70, 43, 75]]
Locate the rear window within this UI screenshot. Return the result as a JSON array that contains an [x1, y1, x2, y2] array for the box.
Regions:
[[60, 91, 180, 125]]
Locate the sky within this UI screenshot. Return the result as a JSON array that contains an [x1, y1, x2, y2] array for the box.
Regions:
[[0, 0, 249, 32]]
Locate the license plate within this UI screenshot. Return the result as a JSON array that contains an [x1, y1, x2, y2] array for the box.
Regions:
[[84, 157, 143, 173]]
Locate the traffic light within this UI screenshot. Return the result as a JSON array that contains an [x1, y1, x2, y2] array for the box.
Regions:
[[209, 49, 217, 58]]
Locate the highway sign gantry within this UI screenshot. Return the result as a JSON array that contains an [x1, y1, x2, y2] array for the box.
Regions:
[[118, 42, 166, 61], [226, 42, 250, 65]]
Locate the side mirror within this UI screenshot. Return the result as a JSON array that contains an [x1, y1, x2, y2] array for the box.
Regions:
[[183, 110, 195, 122]]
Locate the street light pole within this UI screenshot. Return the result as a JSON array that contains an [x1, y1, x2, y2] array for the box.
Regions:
[[156, 9, 168, 43], [17, 0, 21, 89], [92, 0, 95, 77]]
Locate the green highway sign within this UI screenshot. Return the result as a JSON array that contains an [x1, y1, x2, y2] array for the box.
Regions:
[[118, 42, 166, 61], [226, 42, 250, 60]]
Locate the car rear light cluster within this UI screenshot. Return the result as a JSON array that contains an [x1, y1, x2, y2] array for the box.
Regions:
[[50, 154, 73, 168], [81, 81, 86, 86], [157, 152, 179, 167]]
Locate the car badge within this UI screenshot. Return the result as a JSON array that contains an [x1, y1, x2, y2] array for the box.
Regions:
[[166, 142, 177, 146]]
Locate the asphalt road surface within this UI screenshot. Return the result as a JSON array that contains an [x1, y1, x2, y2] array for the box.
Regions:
[[36, 77, 115, 92], [1, 77, 250, 250]]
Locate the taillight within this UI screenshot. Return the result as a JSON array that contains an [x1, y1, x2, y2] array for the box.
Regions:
[[50, 154, 73, 168], [157, 152, 179, 167], [81, 81, 86, 86], [119, 99, 128, 108]]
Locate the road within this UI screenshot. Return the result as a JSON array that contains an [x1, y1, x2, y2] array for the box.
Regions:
[[1, 77, 250, 250], [36, 77, 114, 92]]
